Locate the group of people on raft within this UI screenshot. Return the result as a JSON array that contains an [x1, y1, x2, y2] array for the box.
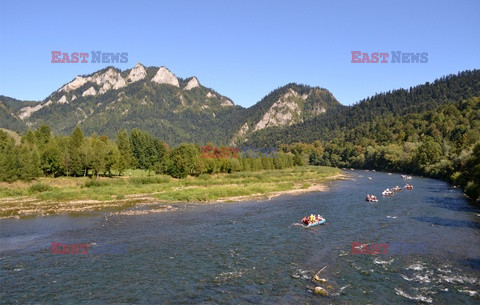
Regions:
[[302, 214, 324, 225], [365, 194, 378, 202]]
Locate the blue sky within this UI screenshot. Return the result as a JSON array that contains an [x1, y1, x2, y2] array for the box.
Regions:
[[1, 0, 479, 107]]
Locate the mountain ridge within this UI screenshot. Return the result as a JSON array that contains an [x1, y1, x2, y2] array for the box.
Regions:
[[3, 66, 478, 148], [0, 63, 340, 145]]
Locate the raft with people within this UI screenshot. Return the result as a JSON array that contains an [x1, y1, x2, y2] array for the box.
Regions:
[[365, 194, 378, 202], [299, 214, 326, 227], [382, 189, 394, 196], [404, 184, 414, 190], [393, 186, 402, 192]]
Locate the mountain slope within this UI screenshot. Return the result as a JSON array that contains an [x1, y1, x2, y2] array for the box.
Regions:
[[0, 96, 36, 132]]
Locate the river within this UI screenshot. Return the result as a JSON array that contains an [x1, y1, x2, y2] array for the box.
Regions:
[[1, 170, 479, 304]]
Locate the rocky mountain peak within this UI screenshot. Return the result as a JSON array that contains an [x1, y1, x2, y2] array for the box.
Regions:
[[151, 66, 179, 87], [59, 76, 88, 93], [254, 88, 301, 131], [184, 77, 200, 90], [127, 63, 147, 83], [93, 68, 127, 94]]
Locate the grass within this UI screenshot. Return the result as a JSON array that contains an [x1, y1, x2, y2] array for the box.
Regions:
[[0, 166, 341, 218], [28, 183, 54, 194], [129, 176, 171, 185]]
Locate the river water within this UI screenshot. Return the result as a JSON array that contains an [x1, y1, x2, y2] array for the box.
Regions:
[[1, 170, 479, 304]]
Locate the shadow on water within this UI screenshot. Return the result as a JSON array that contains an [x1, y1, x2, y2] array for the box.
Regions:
[[411, 216, 480, 229], [426, 196, 480, 213], [432, 202, 480, 213], [461, 257, 480, 270]]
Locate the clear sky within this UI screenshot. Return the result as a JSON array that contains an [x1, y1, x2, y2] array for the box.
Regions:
[[1, 0, 479, 107]]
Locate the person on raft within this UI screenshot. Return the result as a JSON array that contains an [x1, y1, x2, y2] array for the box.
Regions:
[[302, 214, 323, 225]]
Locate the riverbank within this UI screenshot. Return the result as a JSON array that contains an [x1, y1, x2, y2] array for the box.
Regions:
[[0, 166, 343, 219]]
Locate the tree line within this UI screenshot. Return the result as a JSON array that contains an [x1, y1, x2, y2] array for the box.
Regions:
[[0, 126, 297, 182]]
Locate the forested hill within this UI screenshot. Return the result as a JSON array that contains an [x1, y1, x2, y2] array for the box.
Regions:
[[226, 83, 342, 145], [247, 69, 480, 146]]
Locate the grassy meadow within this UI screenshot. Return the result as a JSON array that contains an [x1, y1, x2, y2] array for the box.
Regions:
[[0, 166, 342, 218]]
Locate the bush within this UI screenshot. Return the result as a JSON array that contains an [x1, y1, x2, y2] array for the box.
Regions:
[[465, 181, 479, 202], [28, 183, 53, 194]]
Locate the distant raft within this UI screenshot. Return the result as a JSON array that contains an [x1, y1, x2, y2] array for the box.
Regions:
[[382, 189, 394, 196]]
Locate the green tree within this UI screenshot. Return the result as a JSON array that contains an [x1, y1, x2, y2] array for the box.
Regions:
[[41, 139, 63, 177], [89, 135, 106, 178], [461, 142, 480, 202], [168, 143, 200, 178], [67, 126, 85, 176], [34, 125, 52, 149], [116, 130, 133, 175], [414, 137, 442, 169]]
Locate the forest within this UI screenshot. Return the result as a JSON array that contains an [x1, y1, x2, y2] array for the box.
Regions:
[[279, 97, 480, 202], [0, 126, 297, 182]]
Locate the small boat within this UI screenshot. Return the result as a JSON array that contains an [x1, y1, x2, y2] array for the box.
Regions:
[[365, 195, 378, 202], [393, 186, 402, 192], [304, 218, 326, 227], [405, 184, 413, 190]]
